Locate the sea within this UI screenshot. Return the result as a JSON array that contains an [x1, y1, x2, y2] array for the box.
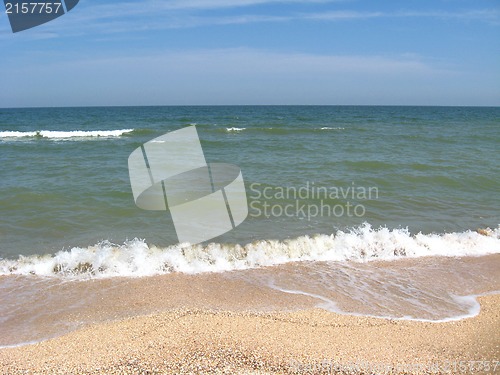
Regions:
[[0, 105, 499, 347]]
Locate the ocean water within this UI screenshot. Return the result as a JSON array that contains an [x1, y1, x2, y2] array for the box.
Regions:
[[0, 106, 499, 346]]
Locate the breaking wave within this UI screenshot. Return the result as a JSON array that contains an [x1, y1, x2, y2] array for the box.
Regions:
[[0, 129, 134, 139], [1, 224, 498, 279]]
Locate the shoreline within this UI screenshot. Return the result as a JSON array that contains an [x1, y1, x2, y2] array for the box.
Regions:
[[2, 254, 499, 349], [1, 294, 498, 374]]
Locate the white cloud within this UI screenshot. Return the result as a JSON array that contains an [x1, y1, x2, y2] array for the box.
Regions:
[[1, 48, 462, 107], [155, 0, 338, 10], [22, 1, 497, 36], [40, 48, 442, 77], [395, 9, 500, 24], [304, 11, 383, 20]]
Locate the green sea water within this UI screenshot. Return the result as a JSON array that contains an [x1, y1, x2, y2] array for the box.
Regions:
[[0, 105, 499, 261]]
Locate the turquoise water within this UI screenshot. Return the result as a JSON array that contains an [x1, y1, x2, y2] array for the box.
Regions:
[[0, 105, 499, 263]]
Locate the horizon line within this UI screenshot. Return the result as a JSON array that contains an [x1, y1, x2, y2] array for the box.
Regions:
[[1, 104, 499, 110]]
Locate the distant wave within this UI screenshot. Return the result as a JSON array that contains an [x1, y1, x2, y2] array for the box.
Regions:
[[218, 126, 346, 134], [0, 129, 134, 139], [1, 224, 498, 279]]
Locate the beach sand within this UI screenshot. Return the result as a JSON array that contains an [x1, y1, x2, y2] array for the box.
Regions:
[[0, 294, 498, 374]]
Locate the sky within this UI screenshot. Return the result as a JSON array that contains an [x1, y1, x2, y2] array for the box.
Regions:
[[0, 0, 499, 107]]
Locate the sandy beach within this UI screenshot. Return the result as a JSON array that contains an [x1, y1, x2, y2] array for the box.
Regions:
[[2, 0, 499, 372], [1, 293, 498, 374]]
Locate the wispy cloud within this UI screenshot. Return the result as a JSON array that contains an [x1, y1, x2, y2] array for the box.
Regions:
[[304, 9, 500, 23], [5, 48, 448, 80], [3, 0, 497, 38], [2, 47, 457, 106], [303, 10, 383, 21], [1, 0, 498, 38], [151, 0, 340, 10], [61, 5, 500, 35], [395, 9, 500, 24], [64, 0, 340, 22]]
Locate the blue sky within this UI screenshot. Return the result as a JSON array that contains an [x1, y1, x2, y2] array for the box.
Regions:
[[0, 0, 499, 107]]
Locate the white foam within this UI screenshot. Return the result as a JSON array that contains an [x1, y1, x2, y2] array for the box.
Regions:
[[0, 340, 42, 349], [0, 129, 134, 139], [320, 127, 345, 130], [270, 285, 340, 312], [1, 224, 499, 279], [271, 284, 484, 323], [225, 127, 245, 132]]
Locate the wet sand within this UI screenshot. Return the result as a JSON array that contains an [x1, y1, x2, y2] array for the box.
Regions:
[[3, 255, 500, 348], [1, 294, 498, 374]]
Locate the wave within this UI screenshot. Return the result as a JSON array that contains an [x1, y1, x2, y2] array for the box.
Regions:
[[269, 285, 485, 323], [1, 224, 498, 279], [0, 129, 134, 139], [215, 126, 347, 134]]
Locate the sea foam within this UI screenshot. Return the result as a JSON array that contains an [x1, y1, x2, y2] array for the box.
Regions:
[[0, 129, 134, 139], [1, 224, 498, 279]]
